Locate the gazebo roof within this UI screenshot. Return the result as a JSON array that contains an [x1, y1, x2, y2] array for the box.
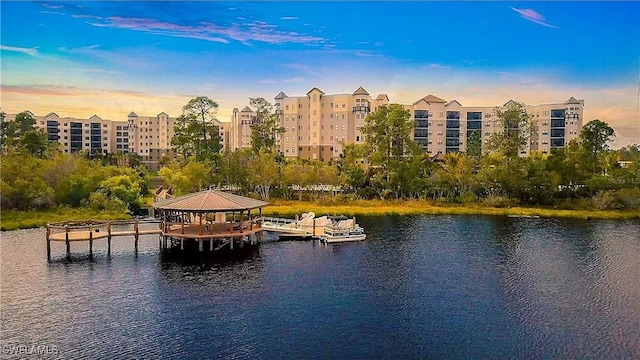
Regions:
[[152, 190, 268, 212]]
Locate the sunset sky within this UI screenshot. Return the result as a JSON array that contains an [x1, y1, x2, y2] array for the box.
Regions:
[[1, 1, 639, 147]]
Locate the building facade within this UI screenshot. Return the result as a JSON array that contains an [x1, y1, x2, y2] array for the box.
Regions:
[[6, 111, 231, 171], [231, 88, 583, 161], [231, 86, 390, 162], [7, 88, 583, 169]]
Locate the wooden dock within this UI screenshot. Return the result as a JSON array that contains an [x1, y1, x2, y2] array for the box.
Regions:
[[46, 219, 162, 260], [46, 218, 263, 261]]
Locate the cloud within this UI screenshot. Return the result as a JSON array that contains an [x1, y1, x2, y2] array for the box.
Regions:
[[259, 77, 304, 84], [511, 7, 558, 28], [40, 10, 66, 16], [281, 16, 298, 20], [85, 15, 325, 45], [355, 52, 385, 58], [285, 63, 326, 77], [429, 63, 451, 69], [0, 45, 38, 56], [42, 4, 63, 10]]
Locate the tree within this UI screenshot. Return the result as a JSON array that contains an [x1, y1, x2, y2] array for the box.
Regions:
[[580, 119, 615, 174], [488, 101, 532, 158], [337, 144, 368, 197], [1, 111, 37, 153], [174, 97, 222, 161], [183, 96, 219, 143], [20, 129, 51, 158], [159, 159, 213, 196], [247, 150, 280, 200], [361, 103, 420, 198], [249, 97, 285, 153], [362, 104, 417, 164], [466, 130, 482, 158], [171, 114, 221, 162]]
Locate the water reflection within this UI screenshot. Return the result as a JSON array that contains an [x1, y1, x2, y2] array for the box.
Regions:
[[1, 217, 639, 358]]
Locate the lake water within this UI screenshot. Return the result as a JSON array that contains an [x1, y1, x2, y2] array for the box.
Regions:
[[1, 215, 639, 359]]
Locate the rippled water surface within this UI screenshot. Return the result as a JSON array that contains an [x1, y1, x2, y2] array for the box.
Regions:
[[1, 216, 639, 359]]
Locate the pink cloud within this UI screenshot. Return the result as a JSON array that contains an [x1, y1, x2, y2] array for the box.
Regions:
[[511, 7, 558, 29], [86, 16, 325, 45]]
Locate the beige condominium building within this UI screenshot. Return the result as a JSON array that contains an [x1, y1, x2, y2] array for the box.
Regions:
[[405, 95, 583, 155], [231, 86, 390, 162], [7, 110, 230, 171], [232, 88, 583, 161]]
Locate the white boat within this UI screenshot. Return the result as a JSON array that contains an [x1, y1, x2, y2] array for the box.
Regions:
[[261, 212, 317, 236], [320, 217, 366, 243]]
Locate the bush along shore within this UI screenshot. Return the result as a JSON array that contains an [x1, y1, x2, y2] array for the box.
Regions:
[[3, 199, 640, 232], [261, 199, 640, 220], [0, 207, 131, 231]]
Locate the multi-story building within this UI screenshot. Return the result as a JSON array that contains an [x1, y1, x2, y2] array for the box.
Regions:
[[232, 86, 389, 162], [230, 106, 257, 151], [5, 110, 231, 170], [404, 95, 583, 155], [232, 87, 582, 160]]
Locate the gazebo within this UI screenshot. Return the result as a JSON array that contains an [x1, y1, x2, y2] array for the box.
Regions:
[[152, 190, 269, 252]]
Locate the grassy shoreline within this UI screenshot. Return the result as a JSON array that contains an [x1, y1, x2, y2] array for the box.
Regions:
[[2, 200, 638, 231], [262, 199, 640, 220], [0, 207, 131, 231]]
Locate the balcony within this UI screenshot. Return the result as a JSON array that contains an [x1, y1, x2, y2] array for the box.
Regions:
[[550, 109, 565, 119], [415, 120, 429, 128], [446, 112, 460, 120], [414, 110, 429, 119], [352, 106, 370, 113]]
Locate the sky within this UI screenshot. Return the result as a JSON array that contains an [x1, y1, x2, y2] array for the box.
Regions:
[[1, 1, 639, 147]]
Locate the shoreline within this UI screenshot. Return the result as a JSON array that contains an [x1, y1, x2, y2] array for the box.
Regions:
[[0, 207, 131, 231], [2, 200, 639, 231], [262, 200, 640, 221]]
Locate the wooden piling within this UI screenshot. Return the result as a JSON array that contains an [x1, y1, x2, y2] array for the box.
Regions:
[[89, 223, 93, 257], [65, 224, 70, 258], [107, 221, 112, 256], [134, 219, 139, 253], [46, 226, 51, 261]]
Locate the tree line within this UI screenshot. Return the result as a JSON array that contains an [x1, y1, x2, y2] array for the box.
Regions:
[[0, 111, 147, 213], [2, 98, 639, 213], [161, 99, 640, 210]]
